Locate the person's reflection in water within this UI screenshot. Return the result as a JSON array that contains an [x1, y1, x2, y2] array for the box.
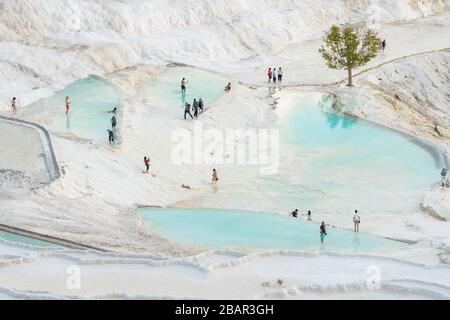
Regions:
[[352, 233, 361, 253], [320, 241, 326, 253], [325, 112, 340, 129], [180, 90, 187, 107], [66, 113, 71, 130]]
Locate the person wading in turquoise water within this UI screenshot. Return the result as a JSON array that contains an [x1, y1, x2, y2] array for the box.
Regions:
[[181, 78, 188, 93], [111, 116, 117, 130], [353, 210, 361, 232], [65, 96, 71, 115], [289, 209, 298, 218], [320, 221, 327, 244]]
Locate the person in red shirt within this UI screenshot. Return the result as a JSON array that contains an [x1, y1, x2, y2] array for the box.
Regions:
[[144, 157, 150, 173], [267, 68, 272, 83]]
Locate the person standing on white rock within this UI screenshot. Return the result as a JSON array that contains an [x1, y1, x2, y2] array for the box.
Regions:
[[107, 129, 114, 144], [144, 156, 150, 173], [381, 39, 386, 54], [353, 210, 361, 232], [212, 169, 219, 185], [278, 67, 283, 82], [272, 67, 277, 84], [198, 98, 205, 113], [11, 97, 17, 116], [184, 102, 193, 120]]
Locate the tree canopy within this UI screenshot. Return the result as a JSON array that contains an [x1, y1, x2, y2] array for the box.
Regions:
[[319, 25, 381, 86]]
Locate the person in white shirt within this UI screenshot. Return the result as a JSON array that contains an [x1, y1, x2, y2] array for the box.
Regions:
[[272, 67, 278, 84], [353, 210, 361, 232], [278, 67, 283, 82]]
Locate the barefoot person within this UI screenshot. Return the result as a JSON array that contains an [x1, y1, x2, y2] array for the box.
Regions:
[[307, 210, 312, 221], [184, 102, 193, 120], [144, 156, 150, 173], [272, 67, 277, 84], [353, 210, 361, 232], [192, 99, 199, 118], [111, 116, 117, 130], [212, 169, 219, 185], [65, 96, 71, 115], [107, 129, 114, 145], [441, 168, 448, 187], [198, 98, 204, 113], [11, 97, 17, 116], [290, 209, 298, 218], [267, 68, 272, 83], [278, 67, 283, 82], [181, 78, 188, 93], [320, 221, 327, 244], [224, 82, 231, 92]]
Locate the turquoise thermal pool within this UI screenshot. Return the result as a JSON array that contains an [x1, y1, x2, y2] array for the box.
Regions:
[[0, 231, 57, 247], [140, 208, 403, 253], [29, 76, 122, 144], [266, 93, 441, 217], [137, 67, 226, 110]]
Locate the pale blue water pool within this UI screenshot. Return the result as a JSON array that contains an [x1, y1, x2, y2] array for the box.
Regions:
[[0, 231, 57, 247], [29, 76, 122, 144], [137, 67, 226, 109], [140, 208, 403, 253], [266, 93, 441, 216]]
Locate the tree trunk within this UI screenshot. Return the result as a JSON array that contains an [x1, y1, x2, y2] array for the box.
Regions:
[[347, 67, 353, 86]]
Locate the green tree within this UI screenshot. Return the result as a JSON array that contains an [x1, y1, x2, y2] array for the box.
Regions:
[[319, 25, 381, 86]]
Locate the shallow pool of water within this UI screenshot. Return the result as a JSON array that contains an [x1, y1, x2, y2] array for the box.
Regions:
[[269, 93, 441, 216], [137, 67, 226, 110], [0, 231, 57, 247], [29, 76, 122, 144], [140, 208, 403, 253]]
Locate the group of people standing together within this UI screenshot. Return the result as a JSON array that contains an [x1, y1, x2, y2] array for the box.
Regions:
[[184, 97, 206, 120], [267, 67, 283, 84], [181, 77, 232, 120], [290, 209, 361, 244]]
